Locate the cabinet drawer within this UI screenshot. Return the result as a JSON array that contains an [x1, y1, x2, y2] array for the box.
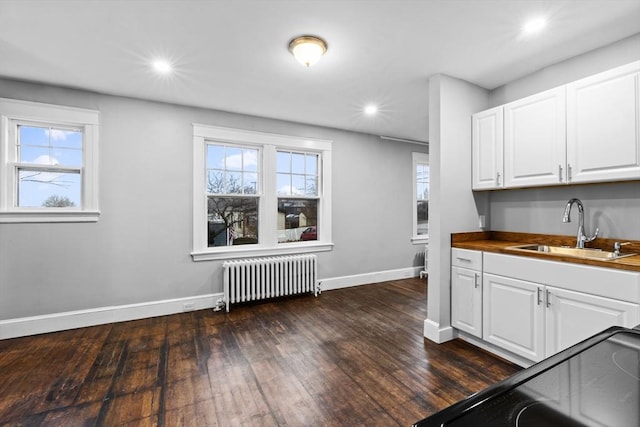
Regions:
[[452, 248, 482, 270]]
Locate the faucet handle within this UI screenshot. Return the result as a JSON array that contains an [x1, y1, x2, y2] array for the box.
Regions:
[[614, 241, 631, 253]]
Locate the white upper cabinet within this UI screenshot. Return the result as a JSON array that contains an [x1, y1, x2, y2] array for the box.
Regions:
[[566, 61, 640, 183], [472, 106, 504, 190], [504, 87, 566, 188]]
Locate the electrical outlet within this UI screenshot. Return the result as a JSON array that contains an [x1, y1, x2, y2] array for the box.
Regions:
[[183, 302, 195, 312], [479, 215, 486, 229]]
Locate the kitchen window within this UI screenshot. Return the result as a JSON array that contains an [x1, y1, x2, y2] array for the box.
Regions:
[[192, 124, 333, 261], [0, 98, 100, 223], [412, 152, 429, 243]]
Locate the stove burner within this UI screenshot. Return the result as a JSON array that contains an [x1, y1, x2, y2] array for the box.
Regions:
[[612, 349, 640, 381], [515, 401, 584, 427]]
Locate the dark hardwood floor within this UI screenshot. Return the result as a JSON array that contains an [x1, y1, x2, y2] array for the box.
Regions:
[[0, 278, 519, 426]]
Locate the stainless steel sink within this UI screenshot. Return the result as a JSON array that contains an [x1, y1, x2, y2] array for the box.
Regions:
[[506, 244, 637, 261]]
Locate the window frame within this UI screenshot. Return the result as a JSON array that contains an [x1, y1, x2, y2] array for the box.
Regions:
[[412, 152, 429, 244], [0, 98, 100, 223], [192, 124, 333, 261]]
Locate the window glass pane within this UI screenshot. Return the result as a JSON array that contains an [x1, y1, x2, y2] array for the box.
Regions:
[[417, 200, 428, 236], [305, 177, 318, 196], [17, 169, 81, 208], [18, 125, 49, 146], [225, 171, 242, 194], [225, 147, 242, 171], [207, 145, 225, 169], [19, 145, 52, 165], [291, 152, 305, 174], [276, 151, 290, 173], [243, 149, 258, 172], [243, 172, 258, 194], [207, 197, 258, 247], [306, 154, 318, 176], [276, 173, 291, 195], [18, 125, 82, 167], [51, 129, 82, 150], [206, 170, 225, 194], [277, 198, 318, 243], [291, 175, 305, 195]]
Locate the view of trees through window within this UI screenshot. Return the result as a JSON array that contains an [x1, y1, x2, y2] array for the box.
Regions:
[[206, 144, 259, 247]]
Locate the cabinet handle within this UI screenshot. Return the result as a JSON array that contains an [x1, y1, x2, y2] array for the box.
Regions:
[[474, 273, 480, 288], [546, 289, 551, 308], [567, 164, 573, 182], [558, 164, 563, 182], [537, 288, 542, 305], [456, 257, 471, 262], [496, 172, 501, 186]]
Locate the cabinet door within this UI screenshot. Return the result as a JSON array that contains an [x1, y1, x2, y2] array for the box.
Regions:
[[472, 106, 504, 190], [545, 286, 640, 357], [451, 266, 482, 338], [483, 273, 545, 362], [504, 87, 566, 188], [566, 62, 640, 183]]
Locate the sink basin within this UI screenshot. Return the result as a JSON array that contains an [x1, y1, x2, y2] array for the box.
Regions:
[[507, 244, 637, 261]]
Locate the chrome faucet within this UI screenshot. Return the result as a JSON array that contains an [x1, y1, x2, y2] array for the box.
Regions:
[[562, 198, 599, 249]]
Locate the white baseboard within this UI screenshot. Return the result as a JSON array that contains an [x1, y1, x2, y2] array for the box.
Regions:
[[0, 293, 223, 340], [320, 266, 422, 291], [423, 318, 455, 343], [1, 266, 423, 340]]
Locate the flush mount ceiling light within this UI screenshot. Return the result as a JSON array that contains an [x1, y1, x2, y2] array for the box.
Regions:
[[289, 35, 328, 67]]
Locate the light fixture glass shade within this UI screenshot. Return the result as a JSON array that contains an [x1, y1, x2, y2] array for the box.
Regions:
[[289, 36, 327, 67]]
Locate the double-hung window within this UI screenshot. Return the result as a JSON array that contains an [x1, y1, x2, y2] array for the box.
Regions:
[[0, 98, 100, 222], [192, 124, 332, 261], [412, 152, 429, 243]]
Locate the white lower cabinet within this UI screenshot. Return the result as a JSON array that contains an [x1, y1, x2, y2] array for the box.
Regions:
[[451, 266, 482, 338], [482, 273, 545, 362], [468, 252, 640, 365], [451, 249, 483, 338], [545, 286, 640, 356]]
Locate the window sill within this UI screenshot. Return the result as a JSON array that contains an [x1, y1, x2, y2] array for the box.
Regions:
[[0, 210, 100, 223], [191, 241, 334, 262], [411, 236, 429, 245]]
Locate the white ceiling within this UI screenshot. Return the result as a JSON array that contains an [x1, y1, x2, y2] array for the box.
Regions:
[[1, 0, 639, 142]]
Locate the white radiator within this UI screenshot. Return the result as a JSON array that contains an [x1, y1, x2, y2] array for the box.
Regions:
[[222, 254, 319, 312]]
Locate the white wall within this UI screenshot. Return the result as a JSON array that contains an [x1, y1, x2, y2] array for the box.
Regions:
[[0, 78, 427, 329], [425, 74, 489, 343], [487, 33, 640, 239]]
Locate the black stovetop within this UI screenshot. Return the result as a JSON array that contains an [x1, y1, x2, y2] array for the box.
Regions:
[[414, 326, 640, 427]]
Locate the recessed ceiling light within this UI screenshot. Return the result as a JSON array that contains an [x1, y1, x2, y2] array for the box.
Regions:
[[152, 59, 173, 74], [522, 16, 547, 35], [364, 104, 378, 115]]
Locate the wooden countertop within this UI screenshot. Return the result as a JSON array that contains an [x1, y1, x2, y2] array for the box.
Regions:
[[452, 231, 640, 272]]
